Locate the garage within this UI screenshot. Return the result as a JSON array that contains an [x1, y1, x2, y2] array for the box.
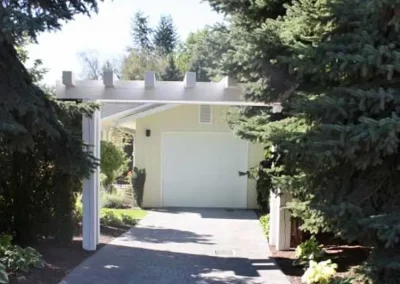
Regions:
[[161, 132, 248, 208]]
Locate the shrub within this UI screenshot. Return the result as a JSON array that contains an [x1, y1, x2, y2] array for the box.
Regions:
[[294, 236, 325, 267], [120, 214, 137, 226], [101, 190, 125, 209], [0, 234, 44, 283], [100, 141, 128, 190], [73, 193, 83, 226], [259, 214, 270, 237], [100, 211, 123, 227], [132, 167, 146, 207], [301, 260, 337, 284]]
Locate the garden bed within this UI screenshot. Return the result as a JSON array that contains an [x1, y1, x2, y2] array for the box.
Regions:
[[269, 242, 371, 284], [8, 209, 147, 284]]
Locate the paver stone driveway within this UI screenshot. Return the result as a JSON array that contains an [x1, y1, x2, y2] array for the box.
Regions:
[[61, 208, 290, 284]]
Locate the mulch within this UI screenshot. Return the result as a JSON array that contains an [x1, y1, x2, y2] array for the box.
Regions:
[[8, 225, 128, 284], [269, 240, 371, 284]]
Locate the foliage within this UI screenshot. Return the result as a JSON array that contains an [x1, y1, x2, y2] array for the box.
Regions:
[[100, 141, 128, 190], [0, 234, 44, 283], [294, 236, 325, 267], [101, 190, 125, 209], [354, 249, 400, 284], [301, 260, 337, 284], [74, 193, 83, 226], [0, 0, 99, 245], [176, 26, 230, 82], [120, 214, 137, 226], [153, 15, 178, 56], [205, 0, 400, 259], [132, 167, 146, 208], [100, 211, 123, 227], [100, 209, 141, 227], [122, 49, 167, 80], [160, 55, 182, 81], [131, 11, 153, 51], [259, 214, 270, 237]]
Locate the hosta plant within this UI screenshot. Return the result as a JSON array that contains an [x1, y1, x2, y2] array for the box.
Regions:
[[1, 246, 44, 272], [301, 260, 338, 284], [0, 234, 45, 283], [0, 263, 7, 284], [294, 236, 325, 267]]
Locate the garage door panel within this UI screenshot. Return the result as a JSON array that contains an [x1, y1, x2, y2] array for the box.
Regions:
[[162, 132, 248, 208]]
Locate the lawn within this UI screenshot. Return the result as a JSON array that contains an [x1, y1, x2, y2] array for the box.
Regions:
[[101, 208, 147, 219]]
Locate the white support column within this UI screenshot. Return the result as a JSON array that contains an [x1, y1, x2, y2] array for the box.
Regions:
[[94, 110, 101, 245], [269, 193, 277, 245], [82, 107, 100, 251], [275, 189, 292, 251]]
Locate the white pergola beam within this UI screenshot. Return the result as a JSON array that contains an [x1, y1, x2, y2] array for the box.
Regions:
[[62, 71, 76, 87], [103, 71, 114, 87], [56, 80, 265, 106], [184, 72, 196, 88], [144, 71, 156, 89], [221, 76, 237, 88]]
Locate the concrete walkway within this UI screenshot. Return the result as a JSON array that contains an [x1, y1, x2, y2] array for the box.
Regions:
[[61, 209, 290, 284]]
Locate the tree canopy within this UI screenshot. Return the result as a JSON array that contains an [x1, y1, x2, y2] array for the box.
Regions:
[[0, 0, 100, 243], [206, 0, 400, 278]]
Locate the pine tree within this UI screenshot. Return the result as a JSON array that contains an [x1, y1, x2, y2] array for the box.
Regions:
[[0, 0, 99, 242], [160, 55, 182, 81], [0, 0, 98, 150], [153, 15, 178, 56], [131, 11, 153, 51], [206, 0, 400, 260]]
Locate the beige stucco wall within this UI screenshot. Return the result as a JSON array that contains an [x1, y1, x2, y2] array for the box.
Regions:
[[133, 104, 264, 208]]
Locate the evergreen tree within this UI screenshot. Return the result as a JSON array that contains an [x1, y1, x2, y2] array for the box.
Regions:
[[131, 11, 153, 51], [207, 0, 400, 273], [0, 0, 99, 150], [160, 55, 182, 81], [153, 15, 178, 55], [0, 0, 99, 242]]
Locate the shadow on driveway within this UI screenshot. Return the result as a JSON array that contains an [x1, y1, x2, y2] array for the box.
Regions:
[[118, 226, 215, 245], [61, 244, 279, 284]]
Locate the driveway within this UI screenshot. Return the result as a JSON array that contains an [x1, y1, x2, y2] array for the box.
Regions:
[[61, 209, 290, 284]]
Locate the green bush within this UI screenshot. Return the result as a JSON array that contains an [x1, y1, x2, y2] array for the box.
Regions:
[[100, 141, 128, 190], [259, 214, 270, 237], [100, 211, 123, 227], [101, 190, 125, 209], [120, 214, 137, 226], [294, 236, 325, 267], [301, 260, 337, 284], [132, 167, 146, 207], [0, 234, 44, 283]]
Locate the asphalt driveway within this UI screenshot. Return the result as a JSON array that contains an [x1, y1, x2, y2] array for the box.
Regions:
[[61, 208, 290, 284]]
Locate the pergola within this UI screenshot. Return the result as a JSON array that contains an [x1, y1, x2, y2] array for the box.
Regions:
[[56, 71, 291, 251]]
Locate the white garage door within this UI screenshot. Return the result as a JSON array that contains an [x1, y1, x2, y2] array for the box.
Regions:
[[161, 132, 248, 208]]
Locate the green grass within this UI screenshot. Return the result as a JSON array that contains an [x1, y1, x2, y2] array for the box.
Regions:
[[101, 208, 147, 220]]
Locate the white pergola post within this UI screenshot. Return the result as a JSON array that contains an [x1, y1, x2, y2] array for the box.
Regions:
[[269, 189, 292, 251], [82, 107, 101, 251]]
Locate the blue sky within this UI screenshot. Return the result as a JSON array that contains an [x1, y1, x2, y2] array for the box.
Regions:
[[26, 0, 224, 85]]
